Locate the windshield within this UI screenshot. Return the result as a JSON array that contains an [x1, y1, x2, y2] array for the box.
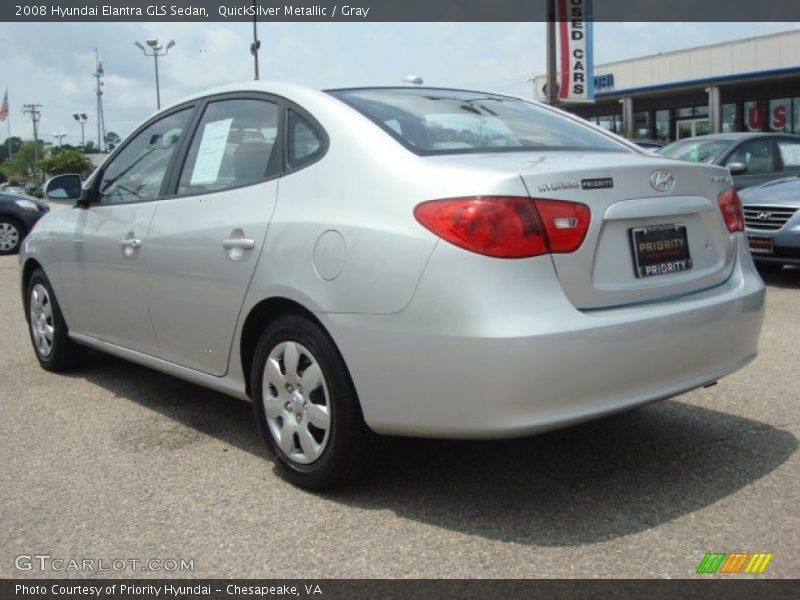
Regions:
[[658, 139, 733, 163], [328, 88, 630, 155]]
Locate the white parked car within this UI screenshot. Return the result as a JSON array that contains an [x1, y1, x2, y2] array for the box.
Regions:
[[21, 82, 765, 489]]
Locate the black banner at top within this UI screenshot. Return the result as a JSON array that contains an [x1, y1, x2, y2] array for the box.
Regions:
[[4, 0, 800, 22]]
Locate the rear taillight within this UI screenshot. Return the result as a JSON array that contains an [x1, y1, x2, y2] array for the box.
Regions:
[[717, 187, 744, 233], [413, 196, 590, 258]]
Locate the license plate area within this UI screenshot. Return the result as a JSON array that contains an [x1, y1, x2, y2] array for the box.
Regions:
[[630, 224, 693, 278], [747, 234, 773, 255]]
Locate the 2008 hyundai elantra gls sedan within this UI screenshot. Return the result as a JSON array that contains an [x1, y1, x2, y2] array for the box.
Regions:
[[21, 83, 765, 489]]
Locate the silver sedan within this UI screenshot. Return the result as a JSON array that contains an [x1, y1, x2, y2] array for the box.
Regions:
[[21, 83, 765, 489]]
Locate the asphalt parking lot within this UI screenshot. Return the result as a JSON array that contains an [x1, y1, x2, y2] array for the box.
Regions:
[[1, 254, 798, 579]]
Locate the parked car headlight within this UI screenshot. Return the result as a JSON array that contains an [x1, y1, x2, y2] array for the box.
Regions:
[[14, 199, 40, 212]]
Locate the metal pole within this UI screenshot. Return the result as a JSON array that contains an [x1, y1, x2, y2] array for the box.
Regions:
[[6, 109, 11, 161], [546, 0, 558, 105], [252, 0, 260, 80], [154, 53, 161, 110]]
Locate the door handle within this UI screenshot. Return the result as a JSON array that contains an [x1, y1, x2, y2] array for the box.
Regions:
[[222, 238, 255, 250], [119, 238, 142, 249]]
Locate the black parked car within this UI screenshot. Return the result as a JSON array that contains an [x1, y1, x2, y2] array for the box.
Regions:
[[0, 192, 49, 255], [658, 132, 800, 190]]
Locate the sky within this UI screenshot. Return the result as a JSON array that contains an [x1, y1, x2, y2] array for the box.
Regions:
[[0, 21, 798, 147]]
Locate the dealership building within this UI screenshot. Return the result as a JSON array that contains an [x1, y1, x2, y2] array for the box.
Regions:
[[533, 29, 800, 141]]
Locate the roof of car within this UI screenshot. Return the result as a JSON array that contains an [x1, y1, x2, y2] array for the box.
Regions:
[[676, 132, 800, 142], [159, 82, 531, 116]]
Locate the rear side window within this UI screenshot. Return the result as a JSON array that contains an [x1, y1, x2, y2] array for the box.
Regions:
[[328, 88, 628, 155], [178, 98, 279, 195], [287, 110, 324, 168], [777, 139, 800, 169]]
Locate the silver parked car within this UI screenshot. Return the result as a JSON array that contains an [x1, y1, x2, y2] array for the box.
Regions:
[[741, 175, 800, 269], [658, 133, 800, 190], [21, 83, 765, 489]]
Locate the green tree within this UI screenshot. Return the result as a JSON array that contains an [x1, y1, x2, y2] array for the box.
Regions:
[[1, 140, 45, 181], [39, 148, 93, 176], [104, 131, 121, 151], [0, 137, 23, 162]]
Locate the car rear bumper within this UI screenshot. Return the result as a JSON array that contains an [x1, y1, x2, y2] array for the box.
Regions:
[[324, 240, 765, 439]]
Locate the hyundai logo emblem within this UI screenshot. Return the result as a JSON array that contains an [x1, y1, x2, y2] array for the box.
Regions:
[[650, 170, 675, 193], [756, 212, 772, 221]]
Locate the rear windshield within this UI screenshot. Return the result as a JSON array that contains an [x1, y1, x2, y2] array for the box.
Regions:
[[328, 88, 629, 155], [659, 139, 733, 163]]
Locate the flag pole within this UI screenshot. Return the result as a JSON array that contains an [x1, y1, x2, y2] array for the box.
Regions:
[[4, 89, 10, 161]]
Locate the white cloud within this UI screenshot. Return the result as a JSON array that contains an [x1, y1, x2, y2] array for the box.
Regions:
[[0, 21, 797, 146]]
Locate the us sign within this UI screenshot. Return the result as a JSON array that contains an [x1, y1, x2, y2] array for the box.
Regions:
[[557, 0, 594, 103]]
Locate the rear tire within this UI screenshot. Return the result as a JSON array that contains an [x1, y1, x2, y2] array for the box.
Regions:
[[251, 314, 377, 490], [0, 216, 24, 255], [26, 269, 86, 371]]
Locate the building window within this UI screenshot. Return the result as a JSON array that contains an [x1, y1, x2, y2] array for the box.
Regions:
[[634, 112, 648, 139], [722, 103, 736, 133], [597, 114, 622, 134], [743, 100, 768, 132], [793, 98, 800, 134], [676, 106, 708, 119], [655, 110, 670, 141], [768, 99, 791, 132]]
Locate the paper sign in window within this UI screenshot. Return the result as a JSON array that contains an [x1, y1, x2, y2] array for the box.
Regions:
[[190, 118, 233, 185]]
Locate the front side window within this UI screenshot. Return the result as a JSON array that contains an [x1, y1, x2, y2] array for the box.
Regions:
[[328, 88, 628, 155], [97, 108, 192, 205], [725, 139, 775, 174], [178, 98, 279, 195]]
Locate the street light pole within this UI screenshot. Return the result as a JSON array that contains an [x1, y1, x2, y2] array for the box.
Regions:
[[134, 38, 175, 110], [72, 113, 88, 147], [52, 133, 67, 148], [153, 52, 161, 108], [251, 0, 261, 80]]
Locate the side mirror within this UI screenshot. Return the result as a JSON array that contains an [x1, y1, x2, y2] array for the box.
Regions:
[[44, 174, 83, 203], [726, 162, 747, 175]]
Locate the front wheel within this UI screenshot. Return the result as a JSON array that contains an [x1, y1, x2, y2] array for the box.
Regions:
[[0, 216, 23, 255], [251, 315, 377, 490], [26, 269, 86, 371]]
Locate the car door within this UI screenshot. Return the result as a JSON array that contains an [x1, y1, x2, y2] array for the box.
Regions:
[[723, 137, 777, 189], [143, 95, 281, 376], [56, 106, 194, 354]]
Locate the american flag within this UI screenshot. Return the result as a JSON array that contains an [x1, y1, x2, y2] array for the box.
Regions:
[[0, 90, 8, 122]]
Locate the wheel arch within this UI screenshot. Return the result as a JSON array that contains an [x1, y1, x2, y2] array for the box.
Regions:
[[239, 296, 350, 399], [20, 257, 44, 317]]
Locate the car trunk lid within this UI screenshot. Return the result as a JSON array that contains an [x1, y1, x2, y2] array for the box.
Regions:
[[428, 151, 738, 309]]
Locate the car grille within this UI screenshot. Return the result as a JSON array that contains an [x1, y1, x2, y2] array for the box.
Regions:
[[743, 205, 799, 230]]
